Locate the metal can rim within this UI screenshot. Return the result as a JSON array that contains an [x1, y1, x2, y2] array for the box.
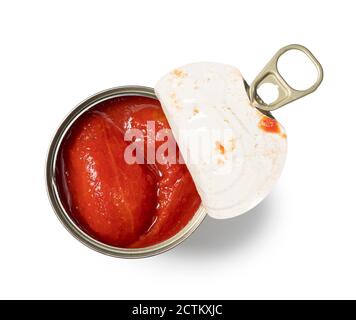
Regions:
[[46, 85, 207, 258]]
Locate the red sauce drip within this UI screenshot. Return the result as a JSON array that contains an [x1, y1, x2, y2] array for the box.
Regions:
[[258, 115, 281, 134], [216, 141, 225, 155], [56, 96, 201, 248]]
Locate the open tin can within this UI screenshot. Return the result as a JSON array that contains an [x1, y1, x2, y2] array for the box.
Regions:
[[46, 85, 206, 258], [46, 45, 323, 258]]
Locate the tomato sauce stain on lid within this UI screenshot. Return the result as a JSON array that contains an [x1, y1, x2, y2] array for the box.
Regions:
[[258, 115, 281, 134]]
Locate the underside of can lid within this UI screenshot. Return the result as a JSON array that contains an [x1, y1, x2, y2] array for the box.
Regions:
[[155, 62, 287, 219]]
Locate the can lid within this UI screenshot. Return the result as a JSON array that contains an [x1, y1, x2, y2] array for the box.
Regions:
[[155, 62, 287, 219]]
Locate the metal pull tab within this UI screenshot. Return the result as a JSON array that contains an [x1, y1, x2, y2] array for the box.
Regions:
[[249, 44, 323, 112]]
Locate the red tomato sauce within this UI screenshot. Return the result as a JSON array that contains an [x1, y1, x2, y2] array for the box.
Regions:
[[258, 115, 281, 134], [56, 96, 201, 248]]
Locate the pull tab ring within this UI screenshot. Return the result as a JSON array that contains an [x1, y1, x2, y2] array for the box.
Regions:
[[249, 44, 324, 112]]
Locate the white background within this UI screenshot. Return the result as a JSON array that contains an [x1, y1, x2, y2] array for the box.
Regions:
[[0, 0, 355, 300]]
